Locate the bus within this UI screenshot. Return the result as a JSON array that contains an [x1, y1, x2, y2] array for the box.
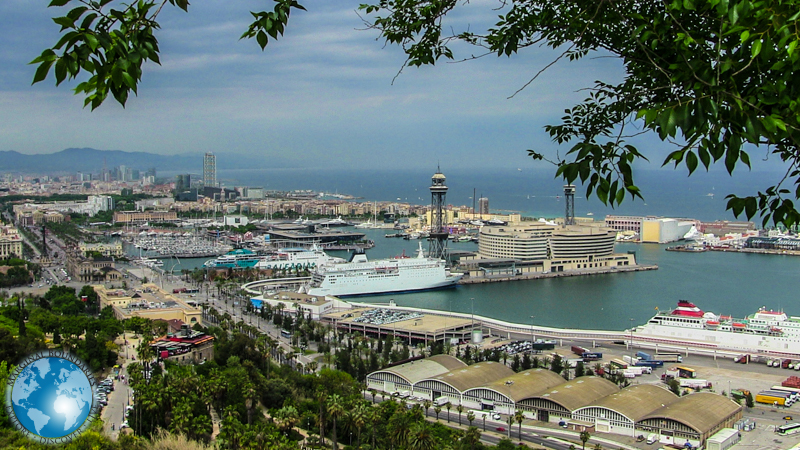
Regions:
[[610, 359, 628, 370], [675, 366, 696, 378], [777, 423, 800, 436], [280, 329, 292, 339]]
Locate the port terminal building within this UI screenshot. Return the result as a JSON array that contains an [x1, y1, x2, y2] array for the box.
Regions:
[[367, 355, 742, 448], [458, 222, 636, 277]]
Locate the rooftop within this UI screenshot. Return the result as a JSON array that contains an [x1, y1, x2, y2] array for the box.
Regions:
[[579, 384, 680, 422], [640, 392, 742, 434]]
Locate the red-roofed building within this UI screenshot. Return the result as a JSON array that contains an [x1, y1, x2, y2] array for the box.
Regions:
[[150, 324, 214, 364]]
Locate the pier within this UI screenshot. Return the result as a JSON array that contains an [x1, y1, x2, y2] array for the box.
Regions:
[[457, 263, 658, 284]]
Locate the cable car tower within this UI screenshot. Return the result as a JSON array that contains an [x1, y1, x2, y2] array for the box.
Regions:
[[429, 167, 449, 260]]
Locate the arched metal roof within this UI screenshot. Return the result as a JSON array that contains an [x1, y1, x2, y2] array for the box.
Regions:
[[575, 384, 680, 422], [370, 354, 466, 385], [424, 361, 515, 392], [466, 368, 566, 402], [638, 392, 742, 433], [527, 377, 620, 411]]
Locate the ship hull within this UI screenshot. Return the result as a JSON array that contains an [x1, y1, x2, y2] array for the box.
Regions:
[[307, 275, 462, 298]]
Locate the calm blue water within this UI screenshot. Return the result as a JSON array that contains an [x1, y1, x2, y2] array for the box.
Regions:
[[153, 166, 798, 331], [154, 226, 800, 332]]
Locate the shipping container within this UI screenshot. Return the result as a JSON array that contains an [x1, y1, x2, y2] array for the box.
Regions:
[[636, 351, 651, 361], [571, 345, 588, 356], [610, 359, 628, 369]]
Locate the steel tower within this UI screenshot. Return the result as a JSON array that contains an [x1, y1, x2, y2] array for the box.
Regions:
[[564, 184, 576, 226], [429, 168, 449, 260]]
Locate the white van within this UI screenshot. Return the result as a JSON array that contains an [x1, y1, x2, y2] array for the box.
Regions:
[[434, 396, 448, 406], [646, 433, 658, 444]]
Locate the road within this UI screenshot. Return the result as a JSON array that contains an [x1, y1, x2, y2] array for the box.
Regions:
[[100, 332, 135, 438]]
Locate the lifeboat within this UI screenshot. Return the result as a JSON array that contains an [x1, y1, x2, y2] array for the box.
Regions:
[[732, 323, 746, 331], [705, 320, 720, 328]]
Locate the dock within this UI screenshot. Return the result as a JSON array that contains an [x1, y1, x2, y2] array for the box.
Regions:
[[457, 264, 658, 284]]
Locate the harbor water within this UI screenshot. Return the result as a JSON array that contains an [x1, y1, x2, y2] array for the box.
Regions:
[[142, 227, 800, 332]]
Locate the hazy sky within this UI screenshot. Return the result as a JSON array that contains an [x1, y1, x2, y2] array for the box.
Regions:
[[0, 1, 784, 177]]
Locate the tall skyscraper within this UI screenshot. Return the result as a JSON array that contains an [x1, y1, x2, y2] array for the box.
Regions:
[[478, 197, 489, 215], [203, 152, 216, 187]]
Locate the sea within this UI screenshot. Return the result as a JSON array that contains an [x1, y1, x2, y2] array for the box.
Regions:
[[152, 166, 800, 331]]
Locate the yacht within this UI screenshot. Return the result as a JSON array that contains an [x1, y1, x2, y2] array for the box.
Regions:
[[255, 244, 344, 270]]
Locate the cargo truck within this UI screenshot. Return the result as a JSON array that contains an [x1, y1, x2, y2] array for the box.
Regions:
[[654, 353, 683, 363], [755, 393, 790, 406], [762, 390, 796, 403], [679, 379, 711, 389], [636, 351, 651, 361], [622, 355, 635, 365], [770, 386, 800, 401], [635, 360, 664, 368], [784, 359, 793, 369], [756, 391, 793, 406], [581, 352, 602, 361], [572, 345, 588, 356]]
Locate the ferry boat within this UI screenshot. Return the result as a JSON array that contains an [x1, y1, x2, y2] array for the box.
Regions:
[[304, 243, 463, 297], [632, 300, 800, 358], [203, 248, 265, 268], [255, 245, 345, 271]]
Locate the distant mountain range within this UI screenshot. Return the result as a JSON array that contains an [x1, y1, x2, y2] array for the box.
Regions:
[[0, 148, 297, 174]]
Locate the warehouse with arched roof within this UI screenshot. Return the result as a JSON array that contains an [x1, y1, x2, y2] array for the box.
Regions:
[[637, 392, 743, 448], [414, 361, 515, 405], [572, 384, 680, 437], [366, 354, 466, 399], [462, 368, 566, 414], [517, 377, 619, 423]]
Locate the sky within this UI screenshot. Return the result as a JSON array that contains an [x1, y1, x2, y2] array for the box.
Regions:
[[0, 1, 787, 178]]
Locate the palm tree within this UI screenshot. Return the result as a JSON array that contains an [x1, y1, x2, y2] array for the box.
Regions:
[[369, 388, 377, 404], [466, 411, 475, 429], [315, 389, 327, 446], [423, 399, 432, 417], [580, 430, 591, 450], [456, 404, 464, 425], [407, 422, 436, 450], [515, 410, 525, 440], [327, 394, 345, 450], [350, 402, 368, 447], [445, 402, 452, 423], [462, 426, 481, 450], [433, 405, 441, 421]]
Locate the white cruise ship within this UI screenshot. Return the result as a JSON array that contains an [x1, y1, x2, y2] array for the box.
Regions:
[[632, 300, 800, 358], [255, 245, 345, 271], [304, 243, 463, 297]]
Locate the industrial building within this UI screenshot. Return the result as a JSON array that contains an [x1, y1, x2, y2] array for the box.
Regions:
[[366, 356, 742, 448], [641, 218, 696, 244], [150, 324, 214, 364], [113, 210, 178, 224]]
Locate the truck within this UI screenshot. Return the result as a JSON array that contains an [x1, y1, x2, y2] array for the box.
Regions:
[[731, 389, 750, 400], [572, 345, 588, 356], [654, 353, 683, 363], [757, 391, 793, 406], [784, 359, 793, 369], [610, 359, 628, 370], [755, 393, 790, 406], [622, 355, 636, 365], [434, 396, 449, 406], [636, 351, 652, 361], [679, 378, 711, 389], [770, 386, 800, 401], [172, 288, 187, 294], [635, 360, 664, 368], [581, 352, 602, 362], [734, 354, 750, 364]]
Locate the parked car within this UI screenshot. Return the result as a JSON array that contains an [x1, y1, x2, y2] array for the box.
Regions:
[[495, 427, 506, 432]]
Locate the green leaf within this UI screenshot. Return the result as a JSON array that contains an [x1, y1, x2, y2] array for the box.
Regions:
[[256, 30, 267, 50], [49, 0, 72, 6], [788, 40, 798, 57], [686, 151, 698, 174], [32, 60, 55, 84], [751, 40, 762, 58]]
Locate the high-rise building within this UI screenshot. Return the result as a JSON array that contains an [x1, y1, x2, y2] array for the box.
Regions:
[[478, 197, 489, 215], [203, 152, 216, 187], [176, 174, 191, 193]]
